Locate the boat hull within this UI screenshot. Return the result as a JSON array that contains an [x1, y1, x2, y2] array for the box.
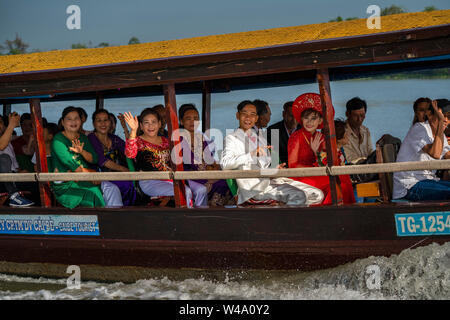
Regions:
[[0, 202, 449, 281]]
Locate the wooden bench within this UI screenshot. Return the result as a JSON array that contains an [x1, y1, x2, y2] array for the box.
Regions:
[[355, 143, 397, 202]]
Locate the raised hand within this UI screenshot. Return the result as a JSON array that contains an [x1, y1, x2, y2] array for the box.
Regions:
[[8, 112, 20, 128], [311, 132, 324, 154], [69, 139, 84, 154], [123, 112, 139, 134], [431, 100, 445, 122]]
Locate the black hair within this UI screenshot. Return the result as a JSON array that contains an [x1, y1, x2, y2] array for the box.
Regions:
[[334, 118, 347, 141], [20, 113, 31, 125], [91, 108, 110, 124], [346, 97, 367, 113], [252, 99, 269, 116], [108, 112, 117, 125], [412, 97, 432, 124], [138, 107, 160, 124], [76, 107, 88, 120], [44, 122, 59, 137], [283, 101, 294, 112], [58, 106, 81, 131], [178, 104, 198, 120], [237, 100, 255, 112], [436, 98, 450, 111]]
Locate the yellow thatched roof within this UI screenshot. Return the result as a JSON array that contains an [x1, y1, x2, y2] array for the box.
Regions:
[[1, 10, 449, 75]]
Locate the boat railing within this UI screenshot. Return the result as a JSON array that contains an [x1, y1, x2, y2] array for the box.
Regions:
[[0, 159, 448, 182]]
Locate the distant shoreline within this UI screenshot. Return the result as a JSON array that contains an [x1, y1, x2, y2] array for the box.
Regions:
[[356, 69, 449, 80]]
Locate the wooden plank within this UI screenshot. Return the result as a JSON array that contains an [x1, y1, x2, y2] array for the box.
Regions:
[[316, 68, 343, 205], [95, 93, 104, 110], [356, 181, 381, 198], [2, 104, 11, 116], [1, 35, 449, 98], [201, 81, 211, 136], [29, 98, 52, 207], [163, 84, 187, 208]]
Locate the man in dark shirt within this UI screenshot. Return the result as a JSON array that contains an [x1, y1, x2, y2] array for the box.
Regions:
[[267, 101, 301, 167]]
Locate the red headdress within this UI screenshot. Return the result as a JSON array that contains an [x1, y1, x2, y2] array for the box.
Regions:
[[292, 93, 334, 129]]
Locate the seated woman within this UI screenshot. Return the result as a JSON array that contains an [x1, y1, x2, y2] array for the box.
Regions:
[[179, 104, 234, 207], [220, 100, 323, 206], [393, 100, 450, 201], [51, 106, 105, 208], [333, 119, 350, 166], [287, 93, 355, 205], [123, 108, 194, 207], [87, 109, 136, 207]]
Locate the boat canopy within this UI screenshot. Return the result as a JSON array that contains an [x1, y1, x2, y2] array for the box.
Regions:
[[0, 10, 449, 103]]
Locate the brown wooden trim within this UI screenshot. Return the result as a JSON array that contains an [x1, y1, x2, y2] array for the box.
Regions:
[[201, 81, 211, 135], [0, 33, 448, 99], [2, 103, 11, 116], [163, 84, 187, 208], [2, 24, 449, 82], [29, 98, 52, 207], [95, 93, 104, 110]]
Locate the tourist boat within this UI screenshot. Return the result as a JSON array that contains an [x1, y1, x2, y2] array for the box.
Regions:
[[0, 10, 449, 282]]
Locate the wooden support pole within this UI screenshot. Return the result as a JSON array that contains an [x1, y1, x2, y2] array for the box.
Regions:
[[163, 84, 187, 208], [95, 93, 104, 111], [2, 104, 11, 117], [316, 68, 343, 206], [29, 98, 52, 207], [202, 81, 211, 137]]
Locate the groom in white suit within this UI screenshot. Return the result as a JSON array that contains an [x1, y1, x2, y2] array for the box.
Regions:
[[220, 100, 323, 206]]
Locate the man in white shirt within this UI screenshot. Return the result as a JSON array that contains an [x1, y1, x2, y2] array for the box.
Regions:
[[220, 100, 323, 206], [393, 100, 450, 200]]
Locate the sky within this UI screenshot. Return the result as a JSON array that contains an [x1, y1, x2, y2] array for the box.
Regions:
[[1, 0, 450, 52]]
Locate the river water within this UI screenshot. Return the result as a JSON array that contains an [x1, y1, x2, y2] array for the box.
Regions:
[[4, 78, 450, 300], [0, 242, 449, 300]]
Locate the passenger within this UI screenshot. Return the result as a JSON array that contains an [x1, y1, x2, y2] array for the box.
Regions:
[[333, 119, 350, 165], [76, 107, 93, 135], [393, 100, 450, 201], [343, 97, 374, 164], [267, 101, 301, 167], [51, 106, 105, 208], [152, 104, 169, 138], [287, 93, 355, 205], [31, 122, 59, 172], [220, 100, 323, 206], [412, 97, 432, 125], [88, 109, 136, 207], [108, 112, 117, 135], [436, 98, 450, 181], [123, 108, 194, 207], [253, 99, 271, 131], [11, 112, 35, 172], [179, 104, 234, 207], [436, 98, 450, 143], [0, 113, 35, 207]]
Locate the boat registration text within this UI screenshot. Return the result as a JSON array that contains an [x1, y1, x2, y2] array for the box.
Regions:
[[0, 214, 99, 236], [395, 212, 450, 236]]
